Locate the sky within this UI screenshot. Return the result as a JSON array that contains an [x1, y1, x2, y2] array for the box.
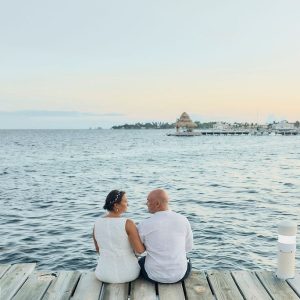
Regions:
[[0, 0, 299, 129]]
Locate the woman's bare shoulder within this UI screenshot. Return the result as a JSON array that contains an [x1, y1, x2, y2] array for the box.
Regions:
[[125, 219, 138, 232]]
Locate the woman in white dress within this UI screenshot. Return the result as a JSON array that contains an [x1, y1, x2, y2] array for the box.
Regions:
[[93, 190, 145, 283]]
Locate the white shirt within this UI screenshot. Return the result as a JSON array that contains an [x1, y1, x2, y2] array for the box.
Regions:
[[138, 210, 193, 283]]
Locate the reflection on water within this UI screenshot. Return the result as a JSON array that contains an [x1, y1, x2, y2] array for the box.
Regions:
[[0, 129, 299, 271]]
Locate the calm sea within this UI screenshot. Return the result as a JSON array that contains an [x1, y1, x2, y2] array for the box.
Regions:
[[0, 129, 299, 271]]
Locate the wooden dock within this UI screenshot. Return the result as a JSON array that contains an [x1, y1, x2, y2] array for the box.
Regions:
[[167, 130, 300, 136], [0, 263, 299, 299], [167, 131, 251, 136]]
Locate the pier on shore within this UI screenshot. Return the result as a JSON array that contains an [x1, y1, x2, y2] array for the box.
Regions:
[[167, 130, 300, 136], [0, 263, 299, 299]]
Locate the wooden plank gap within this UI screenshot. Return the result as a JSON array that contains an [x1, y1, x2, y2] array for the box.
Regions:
[[232, 270, 272, 300], [204, 271, 216, 298], [254, 271, 275, 300], [206, 270, 244, 300], [0, 264, 12, 279], [42, 271, 81, 300], [12, 272, 56, 300], [128, 282, 131, 298], [0, 263, 36, 300], [184, 271, 214, 300], [230, 271, 248, 300], [255, 271, 299, 300], [71, 272, 102, 300], [287, 272, 300, 298], [70, 273, 82, 298], [182, 280, 188, 299], [99, 282, 105, 300]]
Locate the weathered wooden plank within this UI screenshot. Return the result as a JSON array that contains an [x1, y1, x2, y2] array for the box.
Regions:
[[256, 271, 299, 300], [0, 264, 11, 278], [184, 271, 214, 300], [207, 270, 243, 300], [287, 272, 300, 297], [0, 263, 36, 300], [71, 272, 102, 300], [42, 271, 81, 300], [12, 272, 55, 300], [101, 283, 128, 300], [158, 282, 185, 300], [232, 271, 271, 300], [131, 278, 156, 300]]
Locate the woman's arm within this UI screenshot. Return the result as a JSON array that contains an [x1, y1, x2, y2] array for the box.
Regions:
[[93, 227, 100, 253], [125, 219, 145, 254]]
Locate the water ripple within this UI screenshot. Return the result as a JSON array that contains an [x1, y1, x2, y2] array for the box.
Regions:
[[0, 130, 299, 271]]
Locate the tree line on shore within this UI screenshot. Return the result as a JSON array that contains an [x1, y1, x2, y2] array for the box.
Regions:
[[111, 121, 300, 130]]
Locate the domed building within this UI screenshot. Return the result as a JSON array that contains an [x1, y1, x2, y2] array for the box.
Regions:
[[176, 112, 197, 132]]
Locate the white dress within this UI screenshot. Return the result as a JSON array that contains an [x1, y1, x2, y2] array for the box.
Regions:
[[94, 217, 140, 283]]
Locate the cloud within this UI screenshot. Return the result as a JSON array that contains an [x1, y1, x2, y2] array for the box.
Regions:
[[0, 110, 125, 118]]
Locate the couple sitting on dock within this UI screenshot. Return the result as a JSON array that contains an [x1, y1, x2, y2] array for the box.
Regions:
[[92, 189, 193, 284]]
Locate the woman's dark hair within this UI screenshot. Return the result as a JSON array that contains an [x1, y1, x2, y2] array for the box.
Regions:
[[103, 190, 125, 211]]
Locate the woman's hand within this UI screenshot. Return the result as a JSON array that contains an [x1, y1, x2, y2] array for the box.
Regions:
[[125, 219, 146, 254]]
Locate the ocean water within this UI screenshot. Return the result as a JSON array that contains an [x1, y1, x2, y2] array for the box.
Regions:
[[0, 129, 299, 271]]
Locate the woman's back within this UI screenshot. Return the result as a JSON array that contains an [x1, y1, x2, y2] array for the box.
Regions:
[[94, 217, 140, 283]]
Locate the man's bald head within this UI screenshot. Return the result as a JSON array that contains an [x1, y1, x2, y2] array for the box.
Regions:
[[146, 189, 169, 213]]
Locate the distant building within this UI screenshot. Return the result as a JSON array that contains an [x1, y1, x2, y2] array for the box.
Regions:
[[176, 112, 197, 132], [260, 125, 268, 129], [213, 122, 231, 130], [272, 120, 295, 130]]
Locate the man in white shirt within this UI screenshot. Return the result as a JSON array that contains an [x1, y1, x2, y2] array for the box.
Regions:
[[138, 189, 193, 283]]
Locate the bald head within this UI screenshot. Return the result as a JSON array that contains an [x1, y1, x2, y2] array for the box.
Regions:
[[146, 189, 169, 213]]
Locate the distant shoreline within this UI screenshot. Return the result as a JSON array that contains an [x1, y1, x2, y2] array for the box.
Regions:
[[111, 120, 300, 130]]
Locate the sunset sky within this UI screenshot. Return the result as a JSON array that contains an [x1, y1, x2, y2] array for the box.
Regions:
[[0, 0, 299, 128]]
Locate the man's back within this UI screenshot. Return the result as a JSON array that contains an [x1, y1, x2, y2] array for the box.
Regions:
[[138, 210, 193, 283]]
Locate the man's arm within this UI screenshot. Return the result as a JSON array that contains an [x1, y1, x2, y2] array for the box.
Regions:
[[137, 222, 145, 245], [185, 220, 193, 253]]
